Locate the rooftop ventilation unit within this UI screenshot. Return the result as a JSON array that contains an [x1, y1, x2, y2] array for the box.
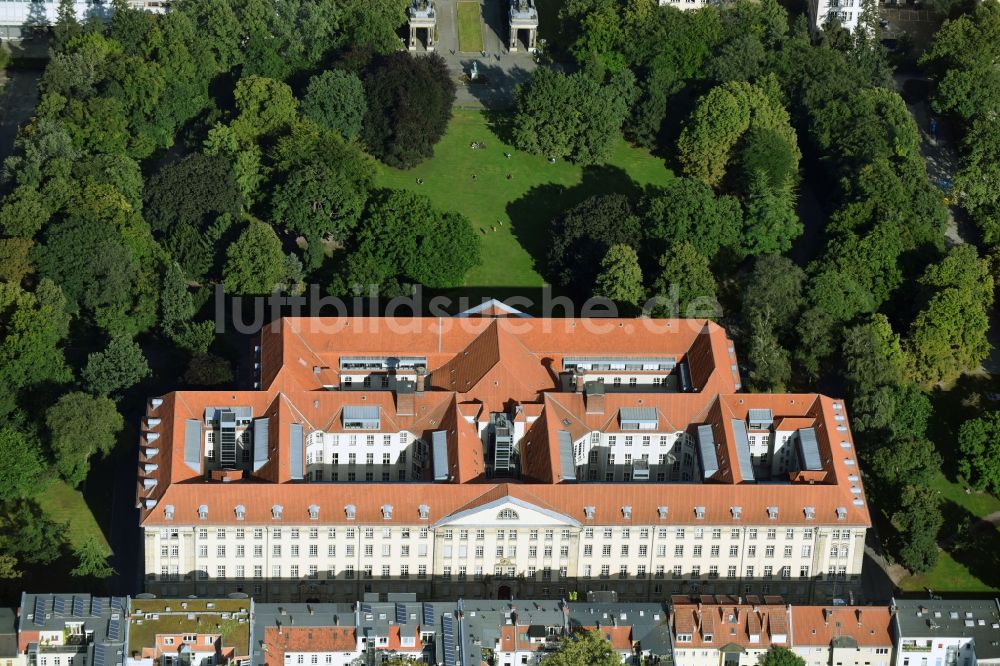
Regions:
[[747, 409, 773, 430]]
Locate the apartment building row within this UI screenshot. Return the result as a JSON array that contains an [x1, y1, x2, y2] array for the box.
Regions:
[[137, 309, 869, 604], [7, 594, 1000, 666]]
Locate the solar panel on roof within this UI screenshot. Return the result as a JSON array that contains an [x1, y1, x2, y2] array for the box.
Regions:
[[108, 618, 121, 641], [395, 603, 407, 624], [112, 597, 126, 612], [361, 602, 372, 615], [72, 596, 85, 617], [53, 597, 66, 616], [91, 598, 105, 615], [33, 597, 45, 626], [442, 614, 456, 666], [423, 603, 434, 625], [94, 644, 106, 666]]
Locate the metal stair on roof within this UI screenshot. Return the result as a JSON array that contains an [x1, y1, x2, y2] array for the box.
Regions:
[[492, 414, 513, 474], [218, 409, 237, 467]]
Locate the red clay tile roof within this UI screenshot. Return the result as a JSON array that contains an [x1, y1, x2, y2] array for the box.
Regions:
[[790, 607, 892, 648], [671, 599, 790, 649], [263, 626, 356, 666]]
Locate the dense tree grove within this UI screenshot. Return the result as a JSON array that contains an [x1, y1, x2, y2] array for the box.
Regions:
[[543, 0, 974, 575], [0, 0, 471, 588]]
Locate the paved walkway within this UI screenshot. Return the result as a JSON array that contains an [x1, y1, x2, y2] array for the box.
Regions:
[[430, 0, 537, 109]]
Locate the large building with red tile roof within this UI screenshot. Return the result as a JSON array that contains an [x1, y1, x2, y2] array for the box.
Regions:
[[138, 309, 869, 603]]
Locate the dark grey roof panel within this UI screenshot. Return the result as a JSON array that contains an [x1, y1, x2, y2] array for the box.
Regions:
[[289, 423, 304, 480], [183, 419, 201, 472], [797, 427, 823, 471], [557, 430, 576, 481], [433, 431, 449, 481], [696, 425, 719, 478], [253, 418, 270, 471], [731, 419, 755, 482]]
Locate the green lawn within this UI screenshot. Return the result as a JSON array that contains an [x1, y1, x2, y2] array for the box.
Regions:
[[36, 479, 111, 555], [376, 109, 673, 287], [456, 2, 484, 53]]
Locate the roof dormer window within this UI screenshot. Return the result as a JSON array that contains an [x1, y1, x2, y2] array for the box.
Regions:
[[584, 506, 596, 520], [418, 504, 429, 520], [235, 505, 246, 520], [164, 504, 175, 521], [198, 505, 208, 520], [657, 506, 668, 519], [694, 506, 705, 520], [730, 506, 742, 519], [767, 506, 778, 520], [622, 506, 632, 520], [382, 504, 393, 520], [346, 504, 357, 520], [804, 506, 816, 520], [272, 504, 283, 520], [308, 504, 320, 520]]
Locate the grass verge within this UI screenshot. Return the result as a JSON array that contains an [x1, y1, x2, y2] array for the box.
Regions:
[[457, 2, 485, 53]]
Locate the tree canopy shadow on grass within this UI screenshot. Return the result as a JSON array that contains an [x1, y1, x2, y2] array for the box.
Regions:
[[457, 60, 535, 111], [505, 164, 647, 286], [928, 373, 1000, 480], [930, 499, 1000, 594]]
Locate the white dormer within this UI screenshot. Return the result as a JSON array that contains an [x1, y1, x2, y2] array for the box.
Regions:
[[272, 504, 283, 520], [657, 506, 668, 519], [235, 504, 246, 520], [622, 506, 632, 520], [198, 504, 208, 520], [730, 506, 742, 519], [164, 504, 175, 520], [382, 504, 393, 520], [836, 507, 847, 520], [584, 506, 596, 520], [309, 504, 320, 520], [150, 398, 164, 410], [694, 506, 705, 520], [145, 432, 160, 443], [767, 506, 778, 520], [804, 506, 816, 520], [418, 504, 430, 520], [346, 504, 357, 520]]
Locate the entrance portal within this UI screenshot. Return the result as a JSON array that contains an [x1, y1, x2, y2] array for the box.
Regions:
[[497, 585, 512, 600]]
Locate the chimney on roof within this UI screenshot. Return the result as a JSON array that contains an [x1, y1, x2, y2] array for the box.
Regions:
[[416, 366, 427, 393]]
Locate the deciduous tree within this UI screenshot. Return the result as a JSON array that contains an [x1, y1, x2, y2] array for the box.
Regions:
[[593, 244, 645, 310], [82, 335, 151, 397], [46, 392, 124, 487], [301, 70, 367, 140], [223, 220, 287, 296]]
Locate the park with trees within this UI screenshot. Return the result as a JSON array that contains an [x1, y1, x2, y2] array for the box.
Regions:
[[1, 0, 999, 600]]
